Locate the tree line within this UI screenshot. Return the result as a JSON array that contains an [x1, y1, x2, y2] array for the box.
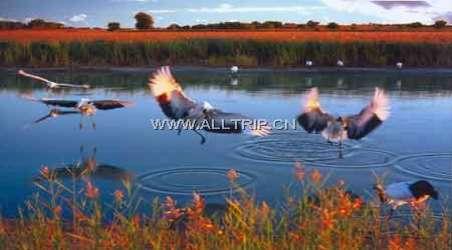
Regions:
[[0, 12, 449, 31], [0, 19, 64, 30]]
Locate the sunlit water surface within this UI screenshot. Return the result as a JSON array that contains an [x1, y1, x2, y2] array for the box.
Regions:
[[0, 68, 451, 217]]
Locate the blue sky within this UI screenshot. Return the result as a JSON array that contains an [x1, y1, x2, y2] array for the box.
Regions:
[[0, 0, 451, 27]]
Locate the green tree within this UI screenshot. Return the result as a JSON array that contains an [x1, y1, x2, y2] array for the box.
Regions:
[[433, 20, 447, 29], [27, 19, 64, 29], [107, 22, 120, 31], [134, 12, 154, 30], [306, 20, 320, 28], [407, 22, 423, 28], [327, 22, 339, 29], [167, 23, 181, 30]]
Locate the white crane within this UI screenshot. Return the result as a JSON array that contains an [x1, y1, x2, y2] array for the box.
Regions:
[[297, 87, 390, 146], [18, 70, 91, 89], [148, 66, 270, 144], [24, 96, 132, 129]]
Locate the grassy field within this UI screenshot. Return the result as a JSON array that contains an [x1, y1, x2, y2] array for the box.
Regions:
[[1, 29, 452, 43], [0, 166, 450, 249], [1, 29, 452, 67]]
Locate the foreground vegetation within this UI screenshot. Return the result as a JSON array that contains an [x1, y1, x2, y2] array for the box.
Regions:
[[1, 38, 452, 67], [0, 165, 450, 249]]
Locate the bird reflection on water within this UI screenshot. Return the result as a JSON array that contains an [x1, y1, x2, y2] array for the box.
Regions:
[[34, 146, 132, 183]]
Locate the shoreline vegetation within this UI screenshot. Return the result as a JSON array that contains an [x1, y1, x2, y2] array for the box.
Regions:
[[1, 31, 452, 68], [0, 166, 450, 249]]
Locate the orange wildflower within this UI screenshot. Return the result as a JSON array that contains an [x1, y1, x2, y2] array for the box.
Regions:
[[53, 206, 62, 217], [114, 190, 124, 203], [163, 196, 183, 221], [259, 201, 271, 218], [84, 157, 97, 172], [40, 165, 51, 179], [404, 237, 416, 250], [289, 232, 302, 242], [294, 161, 305, 182], [132, 215, 140, 228], [191, 192, 205, 216], [85, 181, 99, 199], [310, 169, 322, 184], [388, 235, 402, 250], [320, 208, 336, 230], [227, 169, 239, 182]]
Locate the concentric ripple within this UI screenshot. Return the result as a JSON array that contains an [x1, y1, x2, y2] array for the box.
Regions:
[[234, 131, 398, 168], [394, 153, 452, 181], [137, 168, 256, 195]]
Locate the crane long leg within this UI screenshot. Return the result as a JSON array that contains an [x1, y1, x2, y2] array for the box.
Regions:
[[177, 122, 182, 135], [79, 116, 84, 130], [339, 140, 343, 159], [193, 129, 206, 144], [89, 116, 96, 130]]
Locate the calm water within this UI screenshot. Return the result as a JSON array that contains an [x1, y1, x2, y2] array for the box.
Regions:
[[0, 68, 451, 217]]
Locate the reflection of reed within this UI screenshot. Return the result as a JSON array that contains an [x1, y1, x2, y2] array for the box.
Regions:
[[4, 69, 452, 97], [35, 146, 132, 182]]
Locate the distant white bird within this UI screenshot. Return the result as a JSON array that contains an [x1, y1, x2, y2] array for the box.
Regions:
[[230, 66, 239, 74], [230, 78, 239, 86], [337, 60, 344, 67], [396, 62, 403, 69], [297, 87, 390, 145], [148, 66, 270, 144], [305, 60, 313, 67], [374, 180, 438, 210], [18, 70, 90, 89]]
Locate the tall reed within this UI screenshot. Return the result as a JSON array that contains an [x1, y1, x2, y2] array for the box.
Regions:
[[1, 40, 452, 67], [0, 164, 450, 249]]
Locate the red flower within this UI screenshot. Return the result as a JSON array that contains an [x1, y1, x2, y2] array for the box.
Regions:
[[40, 166, 51, 179], [294, 161, 305, 181], [85, 181, 99, 199], [227, 169, 239, 182]]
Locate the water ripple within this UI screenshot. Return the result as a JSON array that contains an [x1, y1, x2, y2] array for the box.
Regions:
[[393, 153, 452, 181], [233, 131, 398, 168], [136, 168, 256, 196]]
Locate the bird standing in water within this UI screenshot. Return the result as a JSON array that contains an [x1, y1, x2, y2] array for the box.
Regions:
[[148, 66, 270, 144], [297, 87, 390, 152], [374, 180, 439, 212]]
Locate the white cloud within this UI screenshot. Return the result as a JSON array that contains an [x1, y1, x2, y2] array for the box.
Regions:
[[320, 0, 452, 24], [147, 3, 324, 15], [148, 9, 177, 13], [69, 14, 87, 23], [113, 0, 157, 2], [0, 17, 18, 22], [186, 4, 324, 14]]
